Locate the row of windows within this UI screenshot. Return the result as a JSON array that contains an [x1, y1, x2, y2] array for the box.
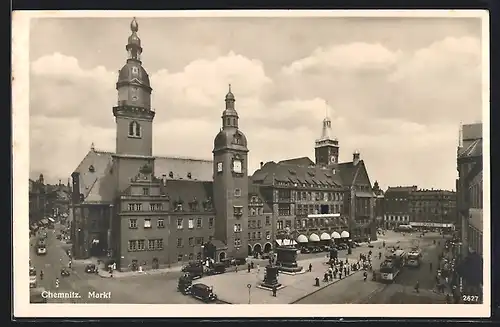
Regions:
[[383, 215, 410, 221], [249, 207, 265, 216], [129, 218, 164, 229], [296, 204, 343, 215], [296, 191, 344, 202], [128, 121, 141, 137], [128, 239, 163, 251], [178, 253, 202, 262], [177, 217, 214, 230], [177, 237, 205, 247], [128, 203, 163, 211], [295, 217, 346, 229], [469, 182, 483, 209], [249, 231, 271, 240], [248, 217, 271, 229], [274, 180, 339, 189], [277, 220, 292, 230]]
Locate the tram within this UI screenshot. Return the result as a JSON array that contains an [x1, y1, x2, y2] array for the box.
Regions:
[[380, 250, 406, 282]]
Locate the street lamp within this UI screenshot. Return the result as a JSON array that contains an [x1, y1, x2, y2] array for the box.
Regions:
[[247, 284, 252, 304]]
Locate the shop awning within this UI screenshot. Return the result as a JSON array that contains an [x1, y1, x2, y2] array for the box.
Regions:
[[309, 233, 320, 242], [331, 231, 341, 239], [297, 234, 308, 243], [320, 232, 331, 241], [48, 217, 55, 223], [341, 231, 350, 238], [276, 239, 297, 246]]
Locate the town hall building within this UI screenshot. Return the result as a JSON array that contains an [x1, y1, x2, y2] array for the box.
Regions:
[[70, 18, 377, 271]]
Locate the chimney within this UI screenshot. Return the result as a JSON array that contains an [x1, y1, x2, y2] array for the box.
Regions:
[[353, 151, 360, 166], [260, 162, 264, 169]]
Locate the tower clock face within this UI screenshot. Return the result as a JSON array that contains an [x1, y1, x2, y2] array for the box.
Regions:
[[329, 156, 336, 164], [217, 162, 223, 172], [233, 160, 242, 173]]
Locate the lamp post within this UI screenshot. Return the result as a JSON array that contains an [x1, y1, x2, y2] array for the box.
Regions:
[[247, 284, 252, 304]]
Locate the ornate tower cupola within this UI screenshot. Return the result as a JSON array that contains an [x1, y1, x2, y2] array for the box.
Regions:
[[315, 102, 339, 167], [222, 84, 239, 130]]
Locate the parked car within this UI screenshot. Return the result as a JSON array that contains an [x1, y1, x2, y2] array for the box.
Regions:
[[190, 283, 218, 303], [85, 264, 98, 274], [261, 252, 272, 260], [183, 265, 204, 279], [177, 275, 192, 295], [300, 248, 311, 254], [60, 268, 70, 277], [352, 242, 360, 248], [207, 262, 226, 275], [181, 260, 203, 272]]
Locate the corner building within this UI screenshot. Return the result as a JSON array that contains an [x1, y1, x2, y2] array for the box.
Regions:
[[70, 19, 377, 270]]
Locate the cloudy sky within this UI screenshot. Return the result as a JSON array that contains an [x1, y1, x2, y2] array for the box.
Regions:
[[28, 14, 484, 190]]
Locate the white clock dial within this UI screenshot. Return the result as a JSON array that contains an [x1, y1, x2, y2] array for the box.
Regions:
[[217, 162, 223, 172], [330, 156, 336, 163], [233, 160, 242, 173]]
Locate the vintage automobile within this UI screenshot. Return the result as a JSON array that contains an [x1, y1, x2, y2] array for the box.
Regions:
[[300, 248, 311, 254], [85, 264, 98, 274], [181, 260, 203, 272], [190, 283, 218, 303], [60, 268, 70, 277], [206, 262, 226, 275], [182, 263, 205, 279], [177, 274, 193, 295]]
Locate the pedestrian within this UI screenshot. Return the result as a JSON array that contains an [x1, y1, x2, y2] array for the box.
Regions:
[[251, 261, 254, 269], [344, 267, 347, 276], [379, 252, 382, 260], [347, 266, 350, 275], [333, 271, 337, 279], [323, 272, 329, 282], [235, 265, 238, 273], [363, 271, 368, 281], [339, 271, 342, 279], [329, 271, 333, 281], [309, 263, 312, 272], [247, 263, 251, 273], [272, 284, 277, 297], [415, 281, 420, 293], [257, 264, 260, 273]]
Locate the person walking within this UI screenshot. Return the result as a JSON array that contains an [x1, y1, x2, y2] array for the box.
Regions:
[[415, 281, 420, 293], [272, 284, 277, 297], [363, 271, 368, 282], [247, 263, 251, 273], [309, 263, 312, 272], [257, 264, 260, 273]]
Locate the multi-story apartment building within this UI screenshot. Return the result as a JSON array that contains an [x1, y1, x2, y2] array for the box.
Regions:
[[408, 189, 457, 225]]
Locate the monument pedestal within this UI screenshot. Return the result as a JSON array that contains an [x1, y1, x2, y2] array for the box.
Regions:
[[275, 246, 303, 273], [258, 265, 284, 290]]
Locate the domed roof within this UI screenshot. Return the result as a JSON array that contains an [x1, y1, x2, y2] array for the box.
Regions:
[[117, 61, 151, 89], [128, 33, 141, 47], [213, 129, 248, 151], [225, 84, 235, 101]]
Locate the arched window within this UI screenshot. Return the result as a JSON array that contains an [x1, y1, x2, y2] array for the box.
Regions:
[[226, 118, 230, 126], [128, 121, 141, 137]]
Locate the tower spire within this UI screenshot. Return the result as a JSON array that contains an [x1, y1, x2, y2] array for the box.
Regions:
[[126, 17, 142, 61]]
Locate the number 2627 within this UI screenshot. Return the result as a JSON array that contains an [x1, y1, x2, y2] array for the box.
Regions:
[[462, 295, 479, 302]]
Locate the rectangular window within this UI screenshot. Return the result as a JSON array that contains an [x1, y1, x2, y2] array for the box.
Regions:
[[252, 232, 256, 239], [148, 239, 155, 250], [250, 208, 256, 216], [188, 218, 194, 229], [177, 254, 183, 262], [157, 219, 164, 228], [137, 239, 145, 251], [177, 238, 183, 247], [234, 224, 242, 232], [150, 203, 162, 211], [257, 220, 262, 228], [209, 217, 214, 229], [127, 203, 142, 211], [128, 240, 137, 251], [156, 239, 163, 250], [248, 232, 251, 239], [144, 219, 151, 228], [143, 187, 149, 196], [177, 218, 183, 229], [265, 216, 270, 225], [188, 237, 194, 246], [233, 206, 243, 217], [266, 231, 270, 240], [234, 188, 242, 197], [257, 232, 261, 239], [196, 237, 203, 245], [285, 220, 291, 228], [258, 208, 263, 216], [196, 218, 202, 229], [234, 238, 242, 247], [129, 219, 137, 229], [277, 220, 284, 230]]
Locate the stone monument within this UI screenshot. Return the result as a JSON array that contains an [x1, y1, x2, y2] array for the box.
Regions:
[[275, 246, 303, 273], [259, 265, 282, 290]]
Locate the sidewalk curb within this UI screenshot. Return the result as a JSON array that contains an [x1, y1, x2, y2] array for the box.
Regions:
[[289, 271, 361, 304]]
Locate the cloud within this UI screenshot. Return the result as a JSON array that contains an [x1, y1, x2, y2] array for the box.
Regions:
[[29, 35, 482, 190], [282, 42, 402, 75]]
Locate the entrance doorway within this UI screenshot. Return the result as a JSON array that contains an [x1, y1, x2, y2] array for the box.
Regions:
[[253, 243, 262, 254], [264, 243, 272, 253], [219, 252, 226, 262], [152, 258, 159, 269], [247, 244, 252, 256]]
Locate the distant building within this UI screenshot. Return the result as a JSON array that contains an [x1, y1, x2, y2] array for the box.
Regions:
[[408, 189, 456, 225], [372, 181, 385, 228], [29, 174, 46, 224], [383, 186, 417, 228]]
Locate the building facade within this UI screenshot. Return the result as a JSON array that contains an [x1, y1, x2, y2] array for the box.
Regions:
[[408, 189, 456, 225], [70, 18, 378, 270], [383, 186, 416, 228], [455, 123, 483, 296], [372, 181, 385, 228]]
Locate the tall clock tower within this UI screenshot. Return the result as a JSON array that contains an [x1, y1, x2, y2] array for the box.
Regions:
[[315, 114, 339, 168], [112, 18, 155, 191], [213, 85, 249, 259]]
